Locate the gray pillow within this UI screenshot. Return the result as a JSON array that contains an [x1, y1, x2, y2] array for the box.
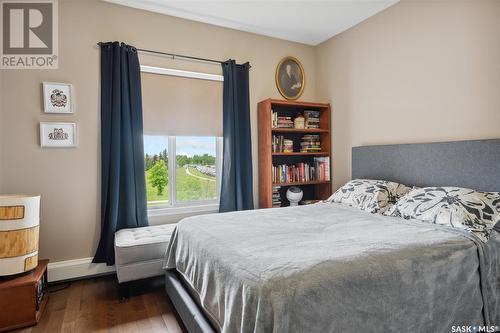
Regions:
[[328, 179, 412, 214], [388, 187, 500, 242]]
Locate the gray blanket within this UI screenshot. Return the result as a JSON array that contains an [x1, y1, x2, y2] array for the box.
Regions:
[[164, 203, 500, 333]]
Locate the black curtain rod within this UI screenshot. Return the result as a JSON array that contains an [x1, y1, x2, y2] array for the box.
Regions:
[[138, 47, 224, 65], [97, 42, 251, 68]]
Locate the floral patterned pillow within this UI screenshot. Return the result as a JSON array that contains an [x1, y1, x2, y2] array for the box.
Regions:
[[388, 187, 500, 242], [328, 179, 413, 214]]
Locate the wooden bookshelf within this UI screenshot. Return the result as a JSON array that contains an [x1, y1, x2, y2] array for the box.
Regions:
[[258, 98, 332, 208]]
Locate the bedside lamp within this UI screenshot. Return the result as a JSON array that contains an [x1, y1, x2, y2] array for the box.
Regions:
[[0, 195, 40, 276]]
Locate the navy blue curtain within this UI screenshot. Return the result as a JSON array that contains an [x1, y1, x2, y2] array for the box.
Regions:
[[93, 42, 149, 265], [219, 60, 254, 212]]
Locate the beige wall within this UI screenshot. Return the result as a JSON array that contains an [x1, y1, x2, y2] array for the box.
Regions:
[[0, 0, 317, 262], [316, 0, 500, 190]]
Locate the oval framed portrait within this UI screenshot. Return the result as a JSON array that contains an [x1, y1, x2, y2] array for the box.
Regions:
[[275, 56, 305, 100]]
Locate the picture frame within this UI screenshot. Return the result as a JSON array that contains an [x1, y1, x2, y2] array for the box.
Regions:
[[40, 122, 77, 148], [275, 56, 305, 100], [42, 82, 74, 114]]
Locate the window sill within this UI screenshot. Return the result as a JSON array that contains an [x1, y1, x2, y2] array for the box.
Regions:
[[147, 203, 219, 218]]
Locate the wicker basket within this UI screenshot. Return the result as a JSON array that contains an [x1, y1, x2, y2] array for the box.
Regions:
[[0, 195, 40, 276]]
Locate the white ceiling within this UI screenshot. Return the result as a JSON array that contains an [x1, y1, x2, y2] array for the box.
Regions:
[[105, 0, 399, 45]]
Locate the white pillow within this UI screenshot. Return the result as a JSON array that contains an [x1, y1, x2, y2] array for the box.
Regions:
[[388, 187, 500, 242], [328, 179, 412, 214]]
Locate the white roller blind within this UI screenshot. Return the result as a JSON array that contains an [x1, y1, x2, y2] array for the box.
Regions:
[[141, 72, 223, 136]]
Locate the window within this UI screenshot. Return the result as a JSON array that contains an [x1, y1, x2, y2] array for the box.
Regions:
[[175, 137, 219, 202], [140, 66, 223, 215], [144, 135, 222, 211]]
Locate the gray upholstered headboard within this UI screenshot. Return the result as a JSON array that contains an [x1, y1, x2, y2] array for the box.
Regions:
[[352, 139, 500, 192]]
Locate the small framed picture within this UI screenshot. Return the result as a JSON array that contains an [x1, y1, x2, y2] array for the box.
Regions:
[[43, 82, 74, 114], [275, 56, 305, 100], [40, 122, 77, 148]]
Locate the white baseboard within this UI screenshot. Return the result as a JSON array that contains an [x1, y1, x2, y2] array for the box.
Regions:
[[47, 257, 115, 282]]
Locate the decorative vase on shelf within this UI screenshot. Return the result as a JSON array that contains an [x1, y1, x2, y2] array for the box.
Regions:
[[0, 195, 40, 276], [294, 113, 305, 129], [286, 187, 303, 206]]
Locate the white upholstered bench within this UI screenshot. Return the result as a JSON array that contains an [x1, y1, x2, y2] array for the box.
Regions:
[[114, 224, 176, 287]]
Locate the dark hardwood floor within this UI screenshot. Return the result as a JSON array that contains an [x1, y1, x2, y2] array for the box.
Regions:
[[12, 275, 186, 333]]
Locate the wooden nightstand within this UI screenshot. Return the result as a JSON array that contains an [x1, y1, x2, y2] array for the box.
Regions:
[[0, 259, 49, 332]]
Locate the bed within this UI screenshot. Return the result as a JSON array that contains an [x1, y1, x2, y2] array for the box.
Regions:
[[163, 139, 500, 333]]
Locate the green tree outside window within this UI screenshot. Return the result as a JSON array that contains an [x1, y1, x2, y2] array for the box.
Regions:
[[148, 160, 168, 195]]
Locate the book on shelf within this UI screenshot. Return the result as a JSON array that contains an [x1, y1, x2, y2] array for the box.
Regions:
[[271, 110, 278, 128], [272, 135, 294, 153], [300, 134, 321, 152], [314, 157, 330, 181], [304, 110, 320, 129], [270, 110, 293, 128], [272, 185, 282, 207], [277, 116, 293, 128], [271, 112, 295, 128]]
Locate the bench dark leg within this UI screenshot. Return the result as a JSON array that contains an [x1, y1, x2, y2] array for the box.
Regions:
[[118, 282, 130, 302]]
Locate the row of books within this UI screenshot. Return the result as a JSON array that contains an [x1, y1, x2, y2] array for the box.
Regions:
[[304, 110, 320, 129], [300, 134, 321, 152], [272, 135, 323, 153], [272, 157, 330, 184], [271, 112, 294, 128], [272, 110, 322, 129], [272, 135, 293, 153], [272, 185, 282, 207]]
